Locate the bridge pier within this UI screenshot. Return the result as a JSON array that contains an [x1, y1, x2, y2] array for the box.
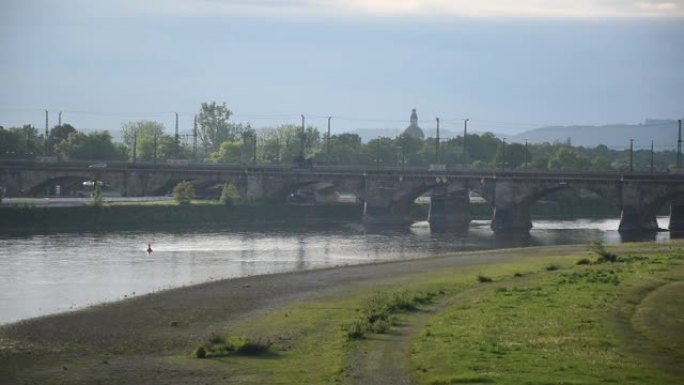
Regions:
[[361, 176, 413, 228], [427, 183, 470, 233], [618, 182, 658, 233], [669, 196, 684, 232], [487, 180, 532, 234]]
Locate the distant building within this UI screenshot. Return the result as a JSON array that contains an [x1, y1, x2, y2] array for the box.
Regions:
[[402, 108, 424, 139]]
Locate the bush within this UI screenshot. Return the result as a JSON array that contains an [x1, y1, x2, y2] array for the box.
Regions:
[[546, 264, 560, 271], [589, 241, 617, 263], [346, 319, 368, 340], [192, 334, 273, 358], [477, 274, 493, 283], [219, 183, 240, 206], [92, 184, 103, 206], [230, 336, 273, 356], [576, 258, 592, 265], [194, 345, 207, 359], [173, 181, 195, 205]]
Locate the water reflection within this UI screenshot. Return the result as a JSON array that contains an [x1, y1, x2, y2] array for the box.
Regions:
[[0, 217, 672, 324]]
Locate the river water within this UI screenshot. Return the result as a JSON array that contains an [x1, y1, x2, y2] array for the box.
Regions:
[[0, 218, 672, 324]]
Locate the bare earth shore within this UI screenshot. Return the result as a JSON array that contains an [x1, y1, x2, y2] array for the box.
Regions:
[[0, 245, 587, 384]]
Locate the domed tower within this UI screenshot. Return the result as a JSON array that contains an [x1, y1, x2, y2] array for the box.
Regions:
[[402, 108, 424, 139]]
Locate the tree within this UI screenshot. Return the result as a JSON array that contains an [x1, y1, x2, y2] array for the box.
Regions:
[[197, 102, 244, 154], [173, 181, 195, 204], [219, 183, 240, 206], [56, 131, 126, 161], [315, 133, 362, 165], [256, 124, 320, 165], [502, 142, 530, 169], [210, 141, 244, 163], [548, 147, 591, 170], [0, 125, 43, 158], [48, 124, 77, 155], [121, 121, 166, 161]]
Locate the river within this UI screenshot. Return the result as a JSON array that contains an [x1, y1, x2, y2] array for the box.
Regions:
[[0, 218, 672, 324]]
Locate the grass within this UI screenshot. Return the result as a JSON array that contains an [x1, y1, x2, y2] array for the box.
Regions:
[[172, 243, 682, 384], [408, 246, 684, 385]]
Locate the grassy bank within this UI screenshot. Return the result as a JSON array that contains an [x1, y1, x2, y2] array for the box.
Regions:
[[1, 242, 682, 384], [212, 243, 684, 384]]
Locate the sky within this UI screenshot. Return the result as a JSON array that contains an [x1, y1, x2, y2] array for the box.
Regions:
[[1, 0, 683, 140]]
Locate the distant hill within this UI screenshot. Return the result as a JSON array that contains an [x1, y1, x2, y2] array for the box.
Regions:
[[510, 119, 681, 150]]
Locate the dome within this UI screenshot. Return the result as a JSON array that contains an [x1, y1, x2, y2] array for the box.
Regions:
[[402, 108, 424, 139]]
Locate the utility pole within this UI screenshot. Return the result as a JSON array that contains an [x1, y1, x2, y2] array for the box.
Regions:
[[375, 138, 381, 170], [193, 115, 198, 161], [651, 140, 654, 176], [327, 116, 332, 164], [463, 118, 469, 166], [678, 119, 682, 169], [44, 110, 49, 155], [174, 112, 179, 159], [253, 132, 257, 164], [300, 114, 305, 160], [629, 139, 634, 173], [501, 138, 506, 171], [435, 117, 440, 164], [133, 129, 137, 164], [524, 139, 528, 169], [58, 111, 62, 126], [153, 134, 158, 166]]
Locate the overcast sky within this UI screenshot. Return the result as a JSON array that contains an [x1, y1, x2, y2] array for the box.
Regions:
[[1, 0, 683, 139]]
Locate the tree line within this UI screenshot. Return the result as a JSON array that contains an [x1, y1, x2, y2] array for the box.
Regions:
[[0, 102, 678, 172]]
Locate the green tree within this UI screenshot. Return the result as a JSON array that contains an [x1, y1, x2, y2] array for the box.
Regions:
[[173, 181, 195, 205], [56, 131, 126, 161], [197, 102, 245, 154], [210, 141, 244, 163], [315, 133, 362, 165], [0, 125, 43, 158], [256, 124, 320, 165], [47, 124, 77, 155], [548, 147, 591, 170], [219, 183, 240, 206], [501, 142, 530, 169], [121, 121, 166, 162]]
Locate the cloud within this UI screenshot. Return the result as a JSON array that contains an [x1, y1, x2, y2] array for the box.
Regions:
[[74, 0, 684, 18]]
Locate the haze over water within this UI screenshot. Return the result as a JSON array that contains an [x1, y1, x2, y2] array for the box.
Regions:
[[0, 218, 672, 324]]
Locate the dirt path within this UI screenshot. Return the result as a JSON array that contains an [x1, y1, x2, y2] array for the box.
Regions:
[[343, 279, 512, 385], [0, 245, 581, 385]]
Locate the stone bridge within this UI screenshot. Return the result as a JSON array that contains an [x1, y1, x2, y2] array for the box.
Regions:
[[2, 160, 684, 234]]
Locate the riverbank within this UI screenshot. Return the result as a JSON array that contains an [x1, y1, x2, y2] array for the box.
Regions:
[[0, 202, 363, 232], [1, 241, 682, 384], [0, 198, 623, 234]]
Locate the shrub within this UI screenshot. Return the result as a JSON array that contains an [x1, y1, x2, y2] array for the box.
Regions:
[[576, 258, 592, 265], [173, 181, 195, 205], [477, 274, 493, 283], [230, 336, 273, 356], [92, 184, 103, 206], [194, 345, 207, 359], [219, 183, 240, 206], [193, 333, 272, 358], [589, 240, 617, 263], [346, 319, 368, 340], [546, 264, 560, 271]]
